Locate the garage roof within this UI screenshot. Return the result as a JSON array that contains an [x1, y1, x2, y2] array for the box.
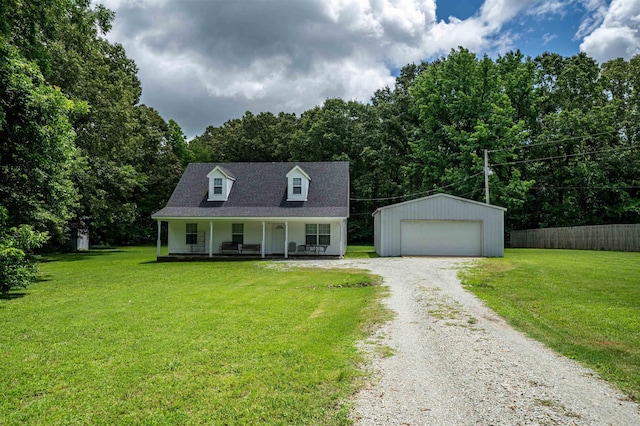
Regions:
[[372, 193, 507, 216]]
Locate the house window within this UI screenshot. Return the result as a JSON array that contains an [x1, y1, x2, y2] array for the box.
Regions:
[[232, 223, 244, 244], [305, 224, 330, 245], [213, 178, 223, 195], [293, 177, 302, 195], [318, 224, 331, 245], [186, 223, 198, 244]]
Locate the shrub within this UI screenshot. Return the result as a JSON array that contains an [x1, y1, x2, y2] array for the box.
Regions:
[[0, 207, 48, 295]]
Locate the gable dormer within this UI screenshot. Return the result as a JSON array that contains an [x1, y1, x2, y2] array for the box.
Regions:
[[207, 166, 236, 201], [286, 165, 311, 201]]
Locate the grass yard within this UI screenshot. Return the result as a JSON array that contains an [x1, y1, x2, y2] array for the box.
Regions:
[[0, 247, 386, 425], [344, 245, 378, 259], [461, 249, 640, 401]]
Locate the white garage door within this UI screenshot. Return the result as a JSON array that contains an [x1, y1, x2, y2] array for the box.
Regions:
[[401, 220, 482, 256]]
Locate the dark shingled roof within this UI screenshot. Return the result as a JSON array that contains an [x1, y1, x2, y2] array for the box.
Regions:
[[152, 162, 349, 219]]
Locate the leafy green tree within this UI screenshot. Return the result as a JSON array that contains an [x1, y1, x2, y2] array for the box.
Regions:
[[0, 38, 86, 242], [52, 37, 144, 244], [410, 48, 533, 215], [168, 119, 195, 167], [123, 106, 184, 243], [190, 112, 289, 163], [190, 125, 226, 162], [1, 0, 148, 246], [591, 56, 640, 223], [520, 52, 637, 228], [0, 0, 114, 79]]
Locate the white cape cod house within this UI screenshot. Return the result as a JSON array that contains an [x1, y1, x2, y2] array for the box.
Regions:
[[152, 162, 349, 259]]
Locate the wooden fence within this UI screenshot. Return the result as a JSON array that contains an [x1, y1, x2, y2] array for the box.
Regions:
[[510, 224, 640, 252]]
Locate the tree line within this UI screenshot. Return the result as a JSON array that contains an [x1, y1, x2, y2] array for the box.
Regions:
[[1, 0, 192, 251], [1, 1, 193, 292], [191, 50, 640, 242], [1, 0, 639, 263]]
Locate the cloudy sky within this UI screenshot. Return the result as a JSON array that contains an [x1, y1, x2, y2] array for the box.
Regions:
[[98, 0, 640, 138]]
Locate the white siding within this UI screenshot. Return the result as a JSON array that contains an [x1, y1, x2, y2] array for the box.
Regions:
[[373, 194, 505, 257], [286, 167, 310, 201], [207, 172, 232, 201], [374, 211, 382, 256]]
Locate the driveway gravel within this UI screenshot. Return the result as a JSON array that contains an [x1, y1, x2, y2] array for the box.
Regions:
[[296, 256, 640, 425]]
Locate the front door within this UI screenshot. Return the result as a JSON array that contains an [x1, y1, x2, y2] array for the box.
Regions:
[[271, 223, 285, 254]]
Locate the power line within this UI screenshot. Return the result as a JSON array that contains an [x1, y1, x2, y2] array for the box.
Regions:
[[350, 138, 636, 203], [487, 130, 620, 153], [450, 188, 478, 199], [491, 145, 638, 167], [530, 185, 640, 190], [350, 171, 483, 202]]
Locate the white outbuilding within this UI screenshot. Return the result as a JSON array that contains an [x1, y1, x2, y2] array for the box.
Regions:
[[372, 194, 506, 257]]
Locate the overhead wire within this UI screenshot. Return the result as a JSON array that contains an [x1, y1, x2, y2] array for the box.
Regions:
[[349, 134, 636, 202], [349, 171, 483, 202], [530, 185, 640, 190], [491, 145, 638, 167], [486, 130, 621, 153]]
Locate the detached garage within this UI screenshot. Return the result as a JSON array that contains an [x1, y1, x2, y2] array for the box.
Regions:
[[373, 194, 506, 257]]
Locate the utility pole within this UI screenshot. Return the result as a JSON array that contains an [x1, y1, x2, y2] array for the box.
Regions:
[[484, 149, 491, 204]]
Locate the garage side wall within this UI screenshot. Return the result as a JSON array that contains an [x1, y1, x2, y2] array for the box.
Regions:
[[378, 197, 504, 257], [374, 211, 382, 256]]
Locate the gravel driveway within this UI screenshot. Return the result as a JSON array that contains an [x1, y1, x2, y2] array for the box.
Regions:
[[297, 256, 640, 425]]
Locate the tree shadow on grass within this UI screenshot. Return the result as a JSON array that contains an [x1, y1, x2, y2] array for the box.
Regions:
[[37, 274, 53, 283], [41, 250, 125, 263], [0, 292, 28, 301]]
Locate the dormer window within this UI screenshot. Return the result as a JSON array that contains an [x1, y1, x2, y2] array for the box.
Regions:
[[293, 178, 302, 194], [213, 178, 223, 195], [207, 166, 236, 201], [286, 165, 310, 201]]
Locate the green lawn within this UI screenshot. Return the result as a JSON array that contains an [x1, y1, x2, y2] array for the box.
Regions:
[[461, 249, 640, 401], [0, 247, 386, 425], [345, 245, 378, 259]]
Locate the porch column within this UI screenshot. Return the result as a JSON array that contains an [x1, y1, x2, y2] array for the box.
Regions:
[[284, 221, 289, 259], [209, 221, 213, 258], [156, 220, 161, 257], [261, 221, 266, 259], [340, 219, 344, 259]]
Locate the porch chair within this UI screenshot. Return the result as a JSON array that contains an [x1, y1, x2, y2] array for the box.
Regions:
[[288, 242, 297, 254]]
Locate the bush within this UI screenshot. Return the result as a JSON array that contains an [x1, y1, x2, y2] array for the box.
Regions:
[[0, 210, 48, 295]]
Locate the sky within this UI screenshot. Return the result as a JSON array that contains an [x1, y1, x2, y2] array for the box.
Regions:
[[97, 0, 640, 138]]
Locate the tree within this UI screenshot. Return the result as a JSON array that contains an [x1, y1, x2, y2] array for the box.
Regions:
[[519, 52, 635, 228], [410, 48, 533, 217], [168, 119, 194, 167], [0, 0, 114, 80], [0, 38, 86, 243], [123, 106, 185, 243]]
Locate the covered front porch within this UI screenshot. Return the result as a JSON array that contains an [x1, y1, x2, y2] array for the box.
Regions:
[[155, 218, 347, 260], [155, 253, 341, 262]]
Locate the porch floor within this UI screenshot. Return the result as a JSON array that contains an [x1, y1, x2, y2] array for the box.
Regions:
[[156, 254, 339, 262]]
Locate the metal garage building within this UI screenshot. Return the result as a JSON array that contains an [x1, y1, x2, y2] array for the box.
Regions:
[[372, 194, 506, 257]]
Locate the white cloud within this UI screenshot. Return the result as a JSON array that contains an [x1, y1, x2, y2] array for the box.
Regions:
[[95, 0, 554, 136], [478, 0, 531, 25], [542, 33, 558, 45], [579, 0, 640, 61], [575, 0, 609, 39]]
